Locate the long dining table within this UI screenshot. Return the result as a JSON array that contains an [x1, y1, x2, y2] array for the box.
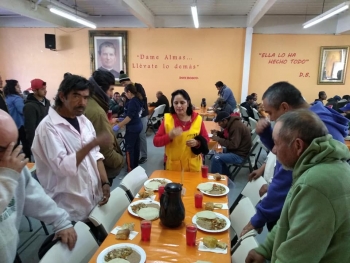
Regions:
[[203, 121, 221, 152], [89, 170, 231, 263]]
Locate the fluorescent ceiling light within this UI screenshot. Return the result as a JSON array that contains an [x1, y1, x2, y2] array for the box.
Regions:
[[191, 5, 199, 28], [303, 1, 350, 29], [49, 6, 96, 29]]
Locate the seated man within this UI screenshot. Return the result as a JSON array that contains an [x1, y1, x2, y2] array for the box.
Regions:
[[0, 109, 76, 263], [149, 91, 170, 114], [210, 111, 251, 176], [246, 109, 350, 263], [32, 75, 112, 224], [240, 95, 255, 119]]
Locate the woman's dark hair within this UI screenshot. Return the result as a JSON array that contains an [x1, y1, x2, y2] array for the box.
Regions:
[[342, 95, 350, 101], [124, 84, 143, 100], [4, 79, 19, 96], [216, 97, 225, 107], [55, 75, 93, 108], [246, 95, 254, 102], [251, 93, 257, 97], [170, 89, 193, 116], [92, 70, 115, 92]]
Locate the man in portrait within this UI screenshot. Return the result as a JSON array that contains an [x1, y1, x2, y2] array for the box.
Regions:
[[97, 41, 120, 79]]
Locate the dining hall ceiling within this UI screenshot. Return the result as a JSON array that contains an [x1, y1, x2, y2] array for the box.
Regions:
[[0, 0, 349, 34]]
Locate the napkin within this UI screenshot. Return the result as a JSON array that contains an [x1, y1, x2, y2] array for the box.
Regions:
[[111, 226, 138, 240], [211, 203, 228, 210], [208, 175, 225, 181], [198, 241, 227, 254], [134, 193, 156, 200]]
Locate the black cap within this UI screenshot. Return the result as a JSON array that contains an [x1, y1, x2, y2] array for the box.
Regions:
[[214, 111, 230, 122]]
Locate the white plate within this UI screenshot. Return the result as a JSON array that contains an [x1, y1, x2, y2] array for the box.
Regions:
[[192, 212, 231, 233], [208, 133, 213, 138], [144, 178, 172, 191], [198, 182, 229, 197], [128, 200, 160, 218], [96, 243, 146, 263], [345, 136, 350, 141], [207, 110, 214, 113]]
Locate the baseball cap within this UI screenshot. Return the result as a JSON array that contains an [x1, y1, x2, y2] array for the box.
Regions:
[[28, 79, 46, 91], [214, 111, 230, 122], [339, 103, 350, 112]]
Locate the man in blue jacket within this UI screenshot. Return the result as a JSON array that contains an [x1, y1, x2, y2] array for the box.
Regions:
[[215, 81, 237, 110], [240, 81, 349, 236]]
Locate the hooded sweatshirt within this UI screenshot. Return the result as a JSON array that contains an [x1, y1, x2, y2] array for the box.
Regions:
[[255, 135, 350, 263], [251, 103, 348, 228], [0, 167, 72, 263], [23, 93, 51, 147]]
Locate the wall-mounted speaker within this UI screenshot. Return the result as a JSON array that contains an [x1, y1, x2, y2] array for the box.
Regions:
[[45, 34, 56, 50]]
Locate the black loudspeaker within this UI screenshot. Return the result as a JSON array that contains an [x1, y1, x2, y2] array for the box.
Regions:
[[45, 34, 56, 50]]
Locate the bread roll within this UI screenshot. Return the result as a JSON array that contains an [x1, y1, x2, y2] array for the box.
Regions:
[[115, 229, 130, 240], [203, 236, 218, 248]]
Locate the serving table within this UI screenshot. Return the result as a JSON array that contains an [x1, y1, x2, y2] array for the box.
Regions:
[[88, 170, 231, 263]]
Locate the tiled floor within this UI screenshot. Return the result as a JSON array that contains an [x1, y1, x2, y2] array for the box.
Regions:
[[17, 131, 267, 263]]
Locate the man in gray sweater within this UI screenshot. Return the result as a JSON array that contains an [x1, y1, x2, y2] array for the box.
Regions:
[[0, 109, 76, 263]]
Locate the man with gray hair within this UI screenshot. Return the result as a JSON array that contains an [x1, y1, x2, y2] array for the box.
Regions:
[[246, 109, 350, 263], [240, 81, 349, 236]]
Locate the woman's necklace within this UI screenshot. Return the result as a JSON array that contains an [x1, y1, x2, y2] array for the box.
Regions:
[[179, 116, 192, 128]]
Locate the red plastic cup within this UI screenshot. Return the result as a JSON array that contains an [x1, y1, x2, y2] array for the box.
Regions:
[[158, 185, 165, 200], [201, 165, 208, 178], [194, 193, 203, 208], [141, 220, 152, 241], [186, 224, 197, 246], [107, 110, 112, 120]]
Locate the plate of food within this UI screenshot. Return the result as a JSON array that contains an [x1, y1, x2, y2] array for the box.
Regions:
[[144, 178, 172, 191], [127, 200, 160, 220], [192, 211, 230, 233], [197, 182, 229, 196], [97, 243, 146, 263]]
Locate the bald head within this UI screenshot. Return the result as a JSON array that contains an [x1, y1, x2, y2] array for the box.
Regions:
[[0, 109, 18, 149]]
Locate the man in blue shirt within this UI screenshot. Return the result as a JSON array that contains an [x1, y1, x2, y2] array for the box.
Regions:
[[240, 81, 348, 236], [215, 81, 237, 110]]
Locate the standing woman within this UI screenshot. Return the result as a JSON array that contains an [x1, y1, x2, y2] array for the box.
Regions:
[[113, 84, 143, 172], [153, 89, 209, 172], [4, 79, 31, 160]]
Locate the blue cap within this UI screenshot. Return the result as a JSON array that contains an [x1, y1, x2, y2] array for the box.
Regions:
[[339, 103, 350, 112]]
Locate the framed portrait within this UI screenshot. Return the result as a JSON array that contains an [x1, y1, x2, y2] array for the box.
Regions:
[[318, 46, 349, 85], [89, 31, 128, 84]]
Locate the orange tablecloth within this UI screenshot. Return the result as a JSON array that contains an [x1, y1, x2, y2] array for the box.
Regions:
[[194, 109, 216, 118], [148, 106, 155, 116], [346, 140, 350, 150], [88, 170, 231, 263], [203, 121, 220, 151]]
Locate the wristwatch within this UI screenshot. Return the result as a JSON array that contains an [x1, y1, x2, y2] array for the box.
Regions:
[[102, 181, 111, 187]]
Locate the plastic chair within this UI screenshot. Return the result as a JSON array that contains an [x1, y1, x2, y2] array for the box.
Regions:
[[241, 176, 268, 206], [88, 187, 130, 237], [120, 165, 148, 200], [230, 197, 257, 237], [146, 104, 166, 133], [252, 108, 260, 121], [228, 136, 260, 180], [231, 236, 259, 262], [239, 106, 250, 125], [39, 222, 98, 263]]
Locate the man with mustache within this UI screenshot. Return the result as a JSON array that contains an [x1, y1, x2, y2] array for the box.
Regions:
[[31, 75, 112, 232]]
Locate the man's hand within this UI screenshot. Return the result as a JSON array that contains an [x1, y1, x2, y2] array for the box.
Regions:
[[94, 132, 113, 148], [256, 119, 270, 135], [186, 139, 199, 148], [212, 135, 220, 142], [54, 227, 77, 251], [210, 129, 218, 135], [259, 184, 268, 197], [169, 127, 183, 139], [245, 249, 266, 263], [0, 143, 28, 173], [248, 168, 263, 182], [99, 184, 110, 206], [241, 221, 255, 237]]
